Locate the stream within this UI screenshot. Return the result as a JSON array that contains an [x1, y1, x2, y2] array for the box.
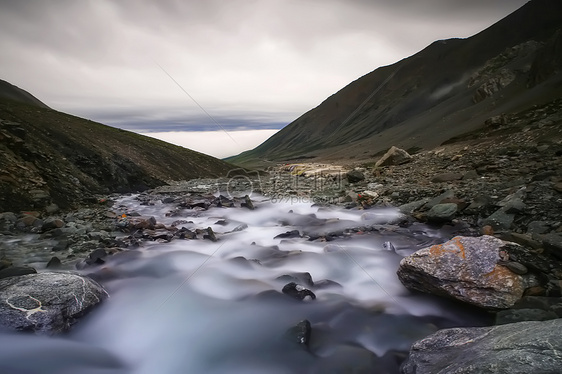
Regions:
[[0, 194, 489, 374]]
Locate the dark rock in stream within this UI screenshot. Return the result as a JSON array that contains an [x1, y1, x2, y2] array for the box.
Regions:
[[276, 272, 314, 287], [282, 282, 316, 301], [0, 272, 108, 334], [284, 319, 312, 346], [402, 319, 562, 374], [274, 230, 301, 239], [203, 227, 217, 242], [241, 195, 255, 210]]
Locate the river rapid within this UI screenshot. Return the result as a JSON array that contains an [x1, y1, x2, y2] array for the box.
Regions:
[[0, 194, 489, 374]]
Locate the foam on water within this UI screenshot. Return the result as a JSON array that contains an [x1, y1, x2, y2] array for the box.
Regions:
[[0, 195, 488, 373]]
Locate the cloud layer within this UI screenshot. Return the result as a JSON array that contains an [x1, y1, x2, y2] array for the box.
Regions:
[[1, 0, 528, 136]]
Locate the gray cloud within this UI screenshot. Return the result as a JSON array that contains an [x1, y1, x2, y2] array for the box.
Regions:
[[0, 0, 529, 132]]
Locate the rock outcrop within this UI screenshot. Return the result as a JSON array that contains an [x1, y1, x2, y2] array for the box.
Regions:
[[374, 146, 413, 168], [0, 272, 108, 334], [397, 236, 524, 309], [402, 319, 562, 374]]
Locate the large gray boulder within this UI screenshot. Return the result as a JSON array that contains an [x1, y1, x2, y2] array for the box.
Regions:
[[397, 236, 524, 309], [0, 272, 108, 334], [402, 319, 562, 374], [374, 146, 413, 168]]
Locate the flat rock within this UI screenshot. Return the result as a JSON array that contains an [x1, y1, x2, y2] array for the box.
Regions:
[[0, 272, 108, 334], [397, 236, 524, 309], [402, 319, 562, 374]]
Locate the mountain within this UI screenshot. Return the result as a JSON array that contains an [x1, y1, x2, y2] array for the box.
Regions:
[[0, 80, 49, 109], [0, 81, 235, 212], [228, 0, 562, 168]]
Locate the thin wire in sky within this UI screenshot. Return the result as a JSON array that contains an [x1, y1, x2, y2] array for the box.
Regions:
[[154, 61, 239, 145]]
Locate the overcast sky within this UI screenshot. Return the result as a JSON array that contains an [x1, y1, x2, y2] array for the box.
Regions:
[[0, 0, 528, 157]]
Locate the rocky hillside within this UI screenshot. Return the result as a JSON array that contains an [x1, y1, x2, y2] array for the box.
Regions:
[[0, 83, 235, 212], [228, 0, 562, 167], [0, 79, 49, 109]]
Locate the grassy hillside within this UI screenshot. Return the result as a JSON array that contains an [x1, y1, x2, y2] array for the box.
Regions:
[[0, 98, 235, 211]]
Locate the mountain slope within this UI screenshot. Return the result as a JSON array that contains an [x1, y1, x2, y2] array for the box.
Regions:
[[0, 86, 235, 211], [228, 0, 562, 167], [0, 79, 49, 109]]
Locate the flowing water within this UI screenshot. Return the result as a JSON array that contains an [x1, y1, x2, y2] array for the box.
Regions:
[[0, 195, 489, 374]]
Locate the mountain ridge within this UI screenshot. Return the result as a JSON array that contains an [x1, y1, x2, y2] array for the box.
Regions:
[[228, 0, 562, 167]]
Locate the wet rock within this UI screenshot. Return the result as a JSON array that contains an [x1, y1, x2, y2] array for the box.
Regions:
[[495, 308, 558, 325], [482, 208, 514, 231], [282, 282, 316, 301], [0, 266, 37, 279], [397, 236, 524, 309], [274, 230, 301, 239], [46, 256, 62, 269], [76, 248, 108, 269], [284, 319, 312, 346], [402, 319, 562, 374], [499, 232, 541, 250], [502, 261, 528, 275], [374, 146, 413, 168], [541, 233, 562, 260], [464, 195, 492, 215], [241, 195, 255, 210], [276, 272, 314, 287], [431, 172, 463, 183], [125, 216, 157, 231], [204, 227, 217, 242], [346, 170, 365, 183], [0, 272, 108, 334], [52, 239, 69, 251], [41, 217, 65, 232], [426, 203, 457, 222]]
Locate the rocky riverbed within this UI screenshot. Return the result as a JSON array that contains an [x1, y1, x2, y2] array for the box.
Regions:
[[0, 173, 561, 372]]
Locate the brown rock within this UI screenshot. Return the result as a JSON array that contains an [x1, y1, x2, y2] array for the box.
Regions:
[[481, 225, 494, 236], [397, 236, 524, 309]]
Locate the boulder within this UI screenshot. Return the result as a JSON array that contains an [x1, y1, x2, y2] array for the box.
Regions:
[[0, 272, 108, 334], [374, 146, 413, 168], [346, 170, 365, 183], [426, 203, 457, 222], [402, 319, 562, 374], [282, 282, 316, 301], [397, 236, 524, 309]]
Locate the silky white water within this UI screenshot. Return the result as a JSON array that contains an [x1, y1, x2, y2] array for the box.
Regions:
[[0, 195, 488, 373]]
